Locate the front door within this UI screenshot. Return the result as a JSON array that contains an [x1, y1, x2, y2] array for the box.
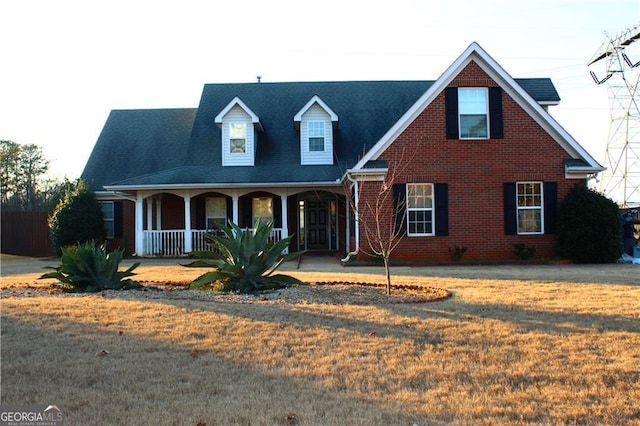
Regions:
[[306, 200, 328, 250]]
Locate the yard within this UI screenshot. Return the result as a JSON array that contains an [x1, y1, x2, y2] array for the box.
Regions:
[[1, 256, 639, 425]]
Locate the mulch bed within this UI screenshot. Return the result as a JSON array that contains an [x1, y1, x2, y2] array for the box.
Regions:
[[1, 281, 451, 305]]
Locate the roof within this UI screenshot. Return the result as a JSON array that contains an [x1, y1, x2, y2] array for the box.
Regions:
[[82, 74, 568, 191], [82, 108, 197, 191]]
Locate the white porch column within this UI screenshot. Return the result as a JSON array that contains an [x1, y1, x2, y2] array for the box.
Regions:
[[280, 194, 288, 239], [232, 193, 239, 225], [155, 196, 162, 229], [146, 198, 153, 230], [135, 194, 145, 255], [280, 194, 289, 254], [184, 195, 192, 253]]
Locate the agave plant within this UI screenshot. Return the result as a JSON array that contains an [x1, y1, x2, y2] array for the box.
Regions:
[[185, 220, 305, 293], [40, 241, 140, 292]]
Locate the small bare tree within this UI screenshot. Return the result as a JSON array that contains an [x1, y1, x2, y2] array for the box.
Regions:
[[344, 164, 407, 295]]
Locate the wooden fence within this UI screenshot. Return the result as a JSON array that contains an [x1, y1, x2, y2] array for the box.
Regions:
[[1, 211, 54, 257]]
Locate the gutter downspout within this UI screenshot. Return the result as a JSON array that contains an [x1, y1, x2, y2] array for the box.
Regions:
[[341, 172, 359, 262]]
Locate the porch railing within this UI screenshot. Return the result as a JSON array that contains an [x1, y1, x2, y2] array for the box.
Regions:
[[142, 228, 284, 256], [143, 230, 184, 257]]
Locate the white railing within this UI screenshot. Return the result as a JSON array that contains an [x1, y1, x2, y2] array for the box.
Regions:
[[144, 228, 284, 256], [143, 230, 184, 256]]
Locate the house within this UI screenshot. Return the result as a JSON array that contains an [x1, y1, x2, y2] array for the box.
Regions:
[[81, 42, 604, 261]]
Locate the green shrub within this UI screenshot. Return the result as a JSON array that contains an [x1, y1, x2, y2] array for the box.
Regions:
[[448, 245, 468, 261], [513, 243, 536, 261], [184, 220, 305, 293], [556, 185, 623, 263], [40, 241, 140, 292], [48, 180, 106, 255]]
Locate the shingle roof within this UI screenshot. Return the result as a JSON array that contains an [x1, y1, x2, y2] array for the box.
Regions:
[[82, 79, 560, 190], [82, 108, 197, 191]]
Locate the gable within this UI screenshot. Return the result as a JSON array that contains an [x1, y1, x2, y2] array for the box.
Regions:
[[352, 42, 604, 177]]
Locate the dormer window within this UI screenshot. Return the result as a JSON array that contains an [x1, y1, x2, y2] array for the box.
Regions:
[[294, 95, 338, 165], [229, 123, 247, 153], [215, 97, 263, 166], [308, 121, 325, 152]]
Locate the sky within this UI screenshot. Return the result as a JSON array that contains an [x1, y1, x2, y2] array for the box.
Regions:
[[1, 0, 639, 183]]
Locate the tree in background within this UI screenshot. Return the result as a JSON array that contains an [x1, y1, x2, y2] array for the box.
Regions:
[[48, 179, 106, 255], [0, 139, 57, 211], [556, 184, 623, 263]]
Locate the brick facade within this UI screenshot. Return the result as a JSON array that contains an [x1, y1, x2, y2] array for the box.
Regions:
[[359, 62, 582, 262]]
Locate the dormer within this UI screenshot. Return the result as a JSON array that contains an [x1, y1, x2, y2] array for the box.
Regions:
[[215, 97, 263, 166], [294, 95, 338, 165]]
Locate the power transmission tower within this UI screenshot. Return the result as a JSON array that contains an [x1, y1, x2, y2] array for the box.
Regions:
[[588, 24, 640, 208]]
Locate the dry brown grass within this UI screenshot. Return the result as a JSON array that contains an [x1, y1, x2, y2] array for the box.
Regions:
[[1, 258, 640, 425]]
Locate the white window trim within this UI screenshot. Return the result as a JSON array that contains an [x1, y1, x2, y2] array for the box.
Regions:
[[406, 183, 435, 237], [516, 181, 544, 235], [458, 87, 489, 140]]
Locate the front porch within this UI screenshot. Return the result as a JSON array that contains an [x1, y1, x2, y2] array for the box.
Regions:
[[129, 188, 347, 257]]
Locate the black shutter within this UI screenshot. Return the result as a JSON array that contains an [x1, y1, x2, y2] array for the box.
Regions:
[[113, 201, 123, 238], [544, 182, 558, 234], [273, 196, 282, 228], [195, 198, 206, 229], [393, 183, 407, 236], [489, 87, 504, 139], [241, 197, 252, 228], [226, 196, 233, 226], [434, 183, 449, 236], [503, 182, 517, 235], [445, 87, 459, 139]]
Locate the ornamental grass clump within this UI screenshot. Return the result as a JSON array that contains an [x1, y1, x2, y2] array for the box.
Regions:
[[40, 241, 140, 292], [184, 220, 305, 293]]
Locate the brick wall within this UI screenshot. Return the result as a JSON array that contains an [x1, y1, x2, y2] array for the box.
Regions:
[[360, 61, 581, 262]]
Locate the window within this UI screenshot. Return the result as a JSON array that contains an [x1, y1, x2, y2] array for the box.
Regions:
[[206, 197, 227, 229], [308, 121, 325, 152], [229, 123, 246, 153], [99, 201, 115, 239], [252, 197, 273, 225], [517, 182, 543, 234], [458, 88, 488, 139], [407, 184, 434, 236]]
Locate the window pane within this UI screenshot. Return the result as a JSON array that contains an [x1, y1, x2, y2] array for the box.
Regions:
[[230, 123, 246, 138], [517, 182, 542, 207], [309, 137, 324, 152], [408, 184, 433, 209], [104, 221, 115, 239], [460, 114, 488, 138], [308, 121, 324, 137], [518, 209, 542, 233], [100, 202, 114, 220], [459, 88, 488, 113], [253, 197, 273, 225], [408, 210, 433, 234]]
